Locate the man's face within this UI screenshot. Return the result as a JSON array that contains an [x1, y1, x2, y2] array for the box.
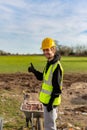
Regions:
[[43, 47, 55, 61]]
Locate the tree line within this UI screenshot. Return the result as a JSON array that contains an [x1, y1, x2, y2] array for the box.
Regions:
[[58, 45, 87, 56], [0, 44, 87, 56]]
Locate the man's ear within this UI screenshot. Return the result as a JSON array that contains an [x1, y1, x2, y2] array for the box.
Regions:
[[51, 46, 56, 53]]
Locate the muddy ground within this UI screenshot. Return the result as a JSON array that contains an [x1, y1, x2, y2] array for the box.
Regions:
[[0, 73, 87, 129]]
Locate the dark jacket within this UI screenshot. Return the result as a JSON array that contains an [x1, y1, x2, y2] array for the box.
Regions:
[[33, 51, 62, 105]]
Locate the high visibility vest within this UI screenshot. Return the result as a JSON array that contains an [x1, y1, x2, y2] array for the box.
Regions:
[[39, 61, 63, 106]]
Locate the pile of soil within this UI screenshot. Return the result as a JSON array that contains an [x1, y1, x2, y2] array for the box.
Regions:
[[0, 73, 87, 129]]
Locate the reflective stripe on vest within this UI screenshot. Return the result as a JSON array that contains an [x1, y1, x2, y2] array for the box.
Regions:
[[41, 89, 52, 95], [39, 61, 63, 105], [43, 64, 53, 86]]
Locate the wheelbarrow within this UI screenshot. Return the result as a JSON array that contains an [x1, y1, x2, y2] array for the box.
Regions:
[[20, 91, 44, 130]]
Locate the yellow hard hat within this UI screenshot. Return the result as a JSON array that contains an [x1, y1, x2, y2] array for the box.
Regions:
[[41, 37, 56, 50]]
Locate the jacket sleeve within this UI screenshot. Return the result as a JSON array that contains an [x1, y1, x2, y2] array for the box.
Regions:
[[51, 64, 62, 98], [33, 69, 43, 81]]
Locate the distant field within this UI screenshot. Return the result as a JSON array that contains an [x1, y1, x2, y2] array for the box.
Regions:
[[61, 56, 87, 73], [0, 55, 87, 73]]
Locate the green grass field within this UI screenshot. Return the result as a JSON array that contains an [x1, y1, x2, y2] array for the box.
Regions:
[[0, 55, 87, 73]]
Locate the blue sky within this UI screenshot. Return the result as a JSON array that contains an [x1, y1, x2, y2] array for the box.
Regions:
[[0, 0, 87, 54]]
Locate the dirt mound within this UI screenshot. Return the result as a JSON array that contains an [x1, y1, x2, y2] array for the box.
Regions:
[[0, 72, 87, 129], [0, 73, 41, 93], [0, 72, 87, 90]]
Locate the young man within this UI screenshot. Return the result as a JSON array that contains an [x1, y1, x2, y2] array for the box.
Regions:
[[28, 37, 63, 130]]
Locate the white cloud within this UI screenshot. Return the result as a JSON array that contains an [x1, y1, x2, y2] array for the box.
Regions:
[[0, 0, 87, 53]]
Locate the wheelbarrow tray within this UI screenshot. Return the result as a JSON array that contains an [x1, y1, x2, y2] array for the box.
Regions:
[[20, 103, 43, 118]]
